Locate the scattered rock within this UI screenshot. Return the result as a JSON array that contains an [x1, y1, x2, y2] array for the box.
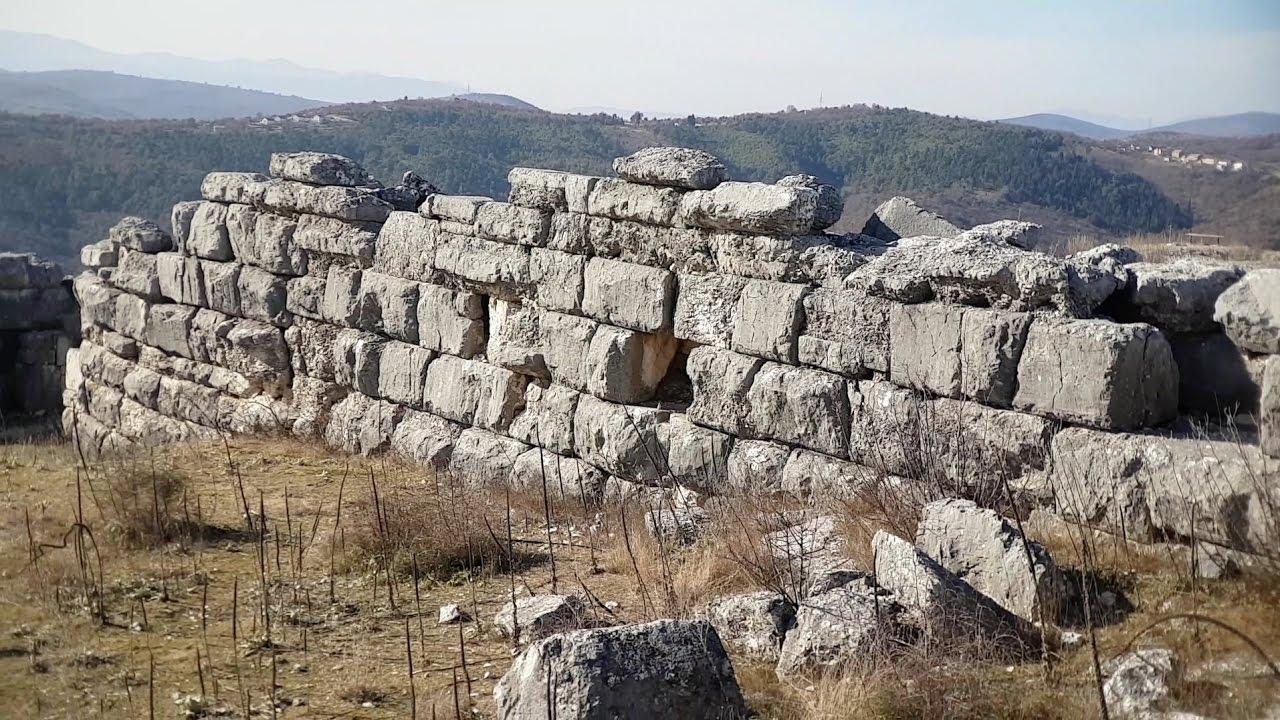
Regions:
[[1103, 648, 1182, 718], [775, 576, 903, 678], [438, 603, 467, 624], [704, 590, 795, 661], [494, 594, 586, 643], [860, 196, 961, 242], [1214, 269, 1280, 354], [764, 516, 862, 597]]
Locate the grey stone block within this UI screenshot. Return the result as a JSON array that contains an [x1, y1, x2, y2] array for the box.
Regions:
[[508, 383, 580, 456], [358, 271, 419, 342], [373, 211, 440, 282], [108, 216, 172, 253], [375, 341, 434, 408], [731, 279, 807, 363], [529, 247, 586, 313], [237, 265, 292, 327], [745, 363, 850, 457], [673, 272, 746, 347], [572, 395, 670, 483], [422, 193, 489, 224], [433, 233, 531, 300], [584, 324, 678, 404], [200, 260, 242, 316], [613, 147, 726, 190], [111, 251, 163, 301], [321, 266, 362, 327], [268, 151, 376, 187], [582, 257, 674, 332], [200, 172, 267, 204], [188, 202, 234, 261], [679, 181, 818, 235], [586, 177, 682, 226], [686, 346, 763, 435], [423, 355, 528, 431], [390, 410, 463, 469], [474, 201, 551, 246], [1214, 269, 1280, 354], [295, 214, 381, 267], [144, 303, 197, 358], [417, 284, 486, 358]]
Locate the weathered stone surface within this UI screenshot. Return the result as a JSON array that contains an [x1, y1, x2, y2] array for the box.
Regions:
[[288, 375, 346, 437], [195, 313, 290, 395], [417, 284, 486, 358], [494, 619, 746, 720], [372, 211, 438, 282], [745, 363, 849, 457], [333, 328, 384, 395], [108, 216, 172, 253], [112, 292, 149, 340], [584, 324, 678, 404], [156, 253, 204, 306], [965, 219, 1044, 250], [81, 239, 119, 270], [295, 214, 380, 268], [686, 346, 763, 435], [237, 266, 292, 327], [110, 251, 163, 301], [487, 299, 548, 380], [547, 212, 593, 254], [389, 409, 462, 469], [776, 174, 842, 231], [613, 147, 727, 190], [586, 177, 682, 226], [200, 172, 267, 205], [775, 577, 903, 678], [889, 303, 1031, 406], [959, 306, 1033, 407], [188, 202, 234, 261], [251, 178, 393, 222], [916, 499, 1068, 624], [731, 279, 807, 363], [586, 216, 716, 273], [230, 211, 307, 275], [515, 169, 597, 214], [780, 449, 879, 499], [1168, 332, 1263, 416], [1120, 259, 1243, 333], [474, 201, 550, 246], [157, 376, 221, 427], [799, 285, 891, 376], [284, 276, 325, 321], [528, 247, 585, 313], [726, 439, 791, 495], [540, 311, 599, 391], [422, 193, 489, 223], [171, 200, 201, 254], [673, 273, 746, 347], [1103, 648, 1182, 719], [1264, 356, 1279, 458], [320, 266, 361, 327], [872, 531, 1036, 655], [423, 355, 527, 431], [679, 181, 818, 236], [1213, 269, 1280, 354], [358, 271, 419, 342], [704, 591, 794, 661], [660, 415, 734, 494], [510, 450, 607, 502], [495, 594, 586, 643], [1014, 318, 1177, 430], [710, 231, 872, 286], [200, 260, 241, 316], [268, 152, 377, 187], [448, 426, 529, 485], [433, 233, 531, 299], [143, 303, 197, 357], [573, 395, 669, 483], [582, 257, 675, 332], [508, 383, 580, 455], [861, 196, 961, 242], [1, 252, 64, 290], [375, 341, 434, 407], [285, 319, 340, 381], [323, 392, 404, 456]]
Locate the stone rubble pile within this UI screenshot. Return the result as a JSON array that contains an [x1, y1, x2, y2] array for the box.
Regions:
[[59, 147, 1277, 560], [0, 252, 77, 436]]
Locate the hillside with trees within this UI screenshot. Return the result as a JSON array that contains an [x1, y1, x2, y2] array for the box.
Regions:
[[0, 100, 1196, 267]]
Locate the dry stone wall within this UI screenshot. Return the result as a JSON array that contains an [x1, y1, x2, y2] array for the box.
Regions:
[[1, 252, 77, 436], [62, 148, 1279, 557]]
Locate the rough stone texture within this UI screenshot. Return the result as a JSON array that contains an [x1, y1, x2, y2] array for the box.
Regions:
[[775, 577, 903, 678], [494, 594, 587, 644], [1103, 648, 1182, 719], [1213, 269, 1280, 354], [268, 152, 377, 187], [673, 273, 746, 347], [612, 147, 727, 190], [296, 214, 380, 267], [323, 392, 403, 456], [170, 200, 202, 254], [529, 247, 586, 313], [449, 427, 528, 486], [200, 261, 242, 316], [1120, 259, 1244, 333], [776, 174, 843, 231], [731, 279, 807, 363], [726, 439, 791, 495], [584, 324, 678, 404], [389, 409, 462, 469], [510, 450, 607, 502], [237, 266, 292, 327], [422, 193, 489, 224], [108, 216, 172, 253], [660, 415, 734, 494], [780, 449, 879, 499], [423, 355, 527, 432], [959, 306, 1034, 407], [1013, 318, 1178, 430], [358, 271, 419, 342], [710, 231, 869, 286], [110, 251, 163, 301], [320, 266, 362, 327], [474, 201, 551, 246], [144, 303, 197, 358], [686, 347, 763, 435], [573, 395, 669, 483], [799, 286, 891, 376], [417, 284, 486, 358], [587, 217, 716, 273], [889, 303, 1032, 406], [582, 257, 675, 332], [539, 312, 599, 390], [81, 239, 119, 270], [861, 196, 961, 242], [231, 211, 307, 276], [508, 383, 579, 456], [372, 211, 438, 282], [494, 620, 746, 720], [284, 276, 325, 321], [1167, 332, 1263, 416], [156, 253, 204, 306], [679, 181, 818, 236], [1264, 356, 1279, 457], [704, 591, 794, 661], [586, 177, 683, 226], [744, 363, 849, 457], [915, 499, 1068, 623], [965, 219, 1044, 250], [433, 233, 531, 299], [645, 494, 709, 545], [289, 375, 347, 438], [200, 172, 267, 205], [188, 202, 234, 261], [250, 179, 393, 223], [375, 341, 433, 407]]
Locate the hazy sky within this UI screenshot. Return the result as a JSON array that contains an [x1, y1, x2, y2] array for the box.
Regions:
[[2, 0, 1278, 125]]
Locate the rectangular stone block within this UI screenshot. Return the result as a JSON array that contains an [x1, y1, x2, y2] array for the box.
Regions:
[[449, 428, 529, 488], [487, 299, 548, 380], [889, 302, 965, 398], [144, 303, 197, 357], [673, 273, 746, 347], [572, 395, 670, 484], [423, 355, 528, 431], [422, 194, 489, 224], [324, 392, 404, 456], [171, 200, 201, 254], [547, 212, 592, 254], [433, 233, 531, 300], [417, 284, 486, 358], [474, 201, 551, 246], [529, 247, 586, 313], [745, 362, 850, 457], [586, 217, 716, 274], [333, 328, 385, 395], [295, 214, 380, 268], [781, 449, 879, 499], [188, 202, 234, 261], [507, 168, 598, 214], [582, 257, 674, 332], [74, 274, 121, 328], [587, 178, 682, 226], [731, 279, 808, 363], [540, 311, 599, 391], [157, 376, 221, 427], [726, 439, 791, 494], [111, 251, 163, 301], [679, 182, 817, 235], [156, 252, 205, 306], [321, 266, 362, 327], [122, 365, 161, 409], [359, 271, 419, 342], [237, 265, 292, 327], [686, 346, 763, 435], [1014, 318, 1178, 430], [960, 307, 1033, 407], [376, 341, 435, 408], [660, 414, 734, 494], [509, 450, 607, 501], [200, 260, 241, 316], [508, 383, 580, 456], [584, 324, 678, 404], [285, 318, 342, 381], [252, 179, 393, 223], [113, 292, 149, 340], [231, 211, 307, 276], [710, 232, 861, 285], [373, 211, 439, 282], [285, 276, 326, 321], [390, 409, 464, 469], [201, 172, 267, 204], [81, 239, 118, 270]]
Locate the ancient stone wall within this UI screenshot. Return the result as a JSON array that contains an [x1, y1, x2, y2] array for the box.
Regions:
[[62, 148, 1278, 558], [0, 252, 77, 436]]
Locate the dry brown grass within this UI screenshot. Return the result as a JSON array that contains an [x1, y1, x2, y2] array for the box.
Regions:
[[1058, 230, 1280, 267]]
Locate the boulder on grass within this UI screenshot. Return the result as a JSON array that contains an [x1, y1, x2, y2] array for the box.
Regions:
[[775, 576, 904, 678], [494, 594, 586, 644], [1103, 648, 1183, 719], [704, 591, 795, 661]]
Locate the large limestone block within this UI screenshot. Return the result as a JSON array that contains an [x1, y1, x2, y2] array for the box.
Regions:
[[118, 397, 201, 446], [529, 247, 586, 313], [108, 216, 172, 253], [487, 299, 548, 380], [320, 266, 362, 327], [776, 174, 843, 232], [157, 376, 221, 427], [573, 395, 670, 483], [200, 172, 267, 204], [237, 266, 292, 327], [156, 253, 205, 306], [916, 499, 1067, 624], [137, 345, 253, 398], [679, 181, 818, 236], [251, 178, 393, 222], [0, 252, 62, 291], [703, 591, 794, 662], [389, 409, 462, 469], [1264, 356, 1279, 457], [171, 200, 201, 254], [422, 193, 489, 224], [1103, 648, 1184, 719], [726, 439, 791, 494], [144, 303, 197, 358], [433, 233, 531, 300], [200, 260, 242, 315], [268, 151, 376, 187], [673, 273, 747, 347], [188, 202, 234, 261], [494, 620, 747, 720], [333, 328, 384, 395], [358, 271, 419, 342], [547, 212, 593, 255], [474, 201, 551, 246], [539, 311, 598, 390], [217, 316, 292, 395], [612, 147, 727, 190], [285, 276, 326, 321], [582, 257, 675, 332], [373, 211, 439, 282], [745, 363, 850, 457], [323, 392, 404, 456], [1121, 259, 1243, 333], [81, 239, 119, 270], [508, 383, 580, 455], [509, 451, 607, 503], [285, 319, 342, 381], [731, 279, 807, 363], [800, 286, 891, 376], [417, 284, 485, 358], [860, 196, 961, 242], [74, 274, 122, 328], [423, 355, 528, 431], [507, 168, 597, 214], [289, 375, 347, 438], [586, 177, 682, 226], [1014, 318, 1178, 430], [775, 578, 904, 678], [711, 232, 866, 288], [375, 341, 434, 408], [584, 324, 678, 404], [295, 214, 380, 268], [960, 306, 1034, 407], [231, 211, 307, 276], [1213, 269, 1280, 354], [110, 251, 163, 301], [112, 292, 149, 340], [587, 217, 716, 273], [449, 427, 528, 487], [780, 449, 879, 499], [889, 303, 1031, 406], [660, 415, 734, 494], [686, 346, 763, 435]]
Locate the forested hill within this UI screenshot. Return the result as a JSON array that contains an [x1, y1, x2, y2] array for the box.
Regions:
[[0, 100, 1192, 267]]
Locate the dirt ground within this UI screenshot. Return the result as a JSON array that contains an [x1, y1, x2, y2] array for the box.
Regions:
[[1, 435, 1278, 719]]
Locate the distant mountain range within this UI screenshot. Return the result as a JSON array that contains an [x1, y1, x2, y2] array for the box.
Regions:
[[0, 29, 468, 103], [0, 69, 325, 120], [1000, 111, 1280, 140]]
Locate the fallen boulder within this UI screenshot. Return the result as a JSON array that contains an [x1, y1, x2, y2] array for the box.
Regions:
[[775, 576, 904, 678], [1214, 269, 1280, 354], [705, 590, 795, 661], [494, 594, 586, 644], [860, 196, 961, 242], [1103, 648, 1183, 719]]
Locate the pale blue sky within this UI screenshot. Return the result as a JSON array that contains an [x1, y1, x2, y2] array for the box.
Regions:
[[1, 0, 1277, 125]]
